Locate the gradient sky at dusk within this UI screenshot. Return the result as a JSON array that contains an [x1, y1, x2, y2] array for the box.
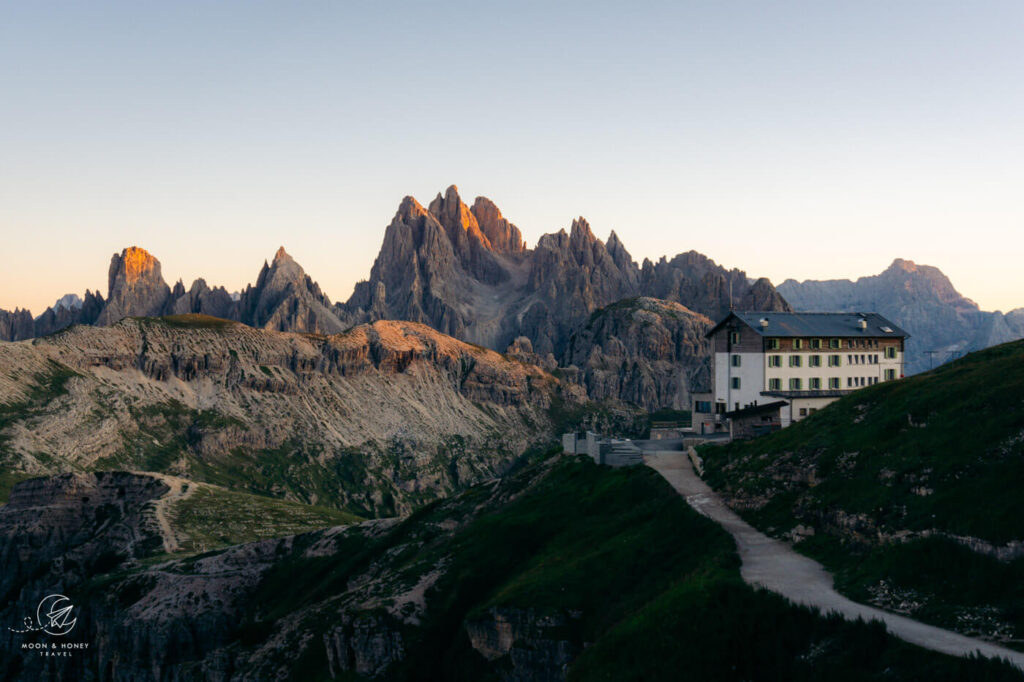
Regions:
[[2, 1, 1022, 315]]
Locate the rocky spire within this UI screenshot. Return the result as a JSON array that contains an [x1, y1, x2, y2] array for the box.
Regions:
[[96, 246, 171, 325], [237, 247, 346, 334]]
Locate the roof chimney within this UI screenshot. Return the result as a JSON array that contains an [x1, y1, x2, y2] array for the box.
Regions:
[[858, 319, 868, 331], [759, 318, 769, 328]]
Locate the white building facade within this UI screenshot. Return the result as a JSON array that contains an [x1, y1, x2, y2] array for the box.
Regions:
[[696, 311, 908, 431]]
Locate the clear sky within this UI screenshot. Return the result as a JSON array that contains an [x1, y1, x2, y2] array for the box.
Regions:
[[2, 1, 1022, 315]]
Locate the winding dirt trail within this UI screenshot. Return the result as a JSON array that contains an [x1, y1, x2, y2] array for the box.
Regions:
[[645, 451, 1024, 672], [144, 472, 197, 553]]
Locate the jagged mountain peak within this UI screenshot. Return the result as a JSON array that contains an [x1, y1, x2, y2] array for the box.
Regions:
[[876, 258, 976, 309], [888, 257, 919, 273], [110, 246, 161, 288], [396, 195, 429, 221], [52, 293, 83, 311], [273, 245, 293, 264], [570, 216, 596, 242], [471, 195, 526, 254], [428, 184, 490, 247]]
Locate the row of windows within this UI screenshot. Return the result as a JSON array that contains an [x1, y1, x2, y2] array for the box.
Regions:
[[765, 338, 890, 350], [739, 370, 898, 391], [766, 354, 843, 367], [746, 348, 898, 368]]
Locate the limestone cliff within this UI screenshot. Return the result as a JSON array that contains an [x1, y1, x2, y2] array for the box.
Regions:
[[0, 316, 584, 516], [95, 246, 172, 325], [561, 298, 713, 410]]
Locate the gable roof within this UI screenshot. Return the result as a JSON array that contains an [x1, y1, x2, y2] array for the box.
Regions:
[[707, 311, 909, 339]]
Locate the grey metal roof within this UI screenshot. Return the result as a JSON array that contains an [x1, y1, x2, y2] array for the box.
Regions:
[[707, 311, 909, 338], [725, 400, 788, 418]]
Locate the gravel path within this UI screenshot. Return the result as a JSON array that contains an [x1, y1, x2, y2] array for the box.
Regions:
[[645, 451, 1024, 671], [145, 472, 197, 553]]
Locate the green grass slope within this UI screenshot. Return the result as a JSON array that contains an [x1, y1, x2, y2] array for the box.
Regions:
[[704, 339, 1024, 646], [169, 484, 362, 554], [232, 454, 1021, 680]]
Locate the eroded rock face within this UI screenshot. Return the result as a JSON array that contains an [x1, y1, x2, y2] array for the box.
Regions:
[[778, 259, 1024, 374], [0, 316, 583, 515], [561, 298, 713, 410], [0, 472, 168, 599], [96, 247, 172, 326], [0, 308, 33, 341], [472, 196, 526, 255], [0, 471, 171, 681]]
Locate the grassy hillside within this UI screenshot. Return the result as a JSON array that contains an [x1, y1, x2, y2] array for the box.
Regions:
[[168, 484, 362, 554], [703, 339, 1024, 646], [101, 452, 1019, 680]]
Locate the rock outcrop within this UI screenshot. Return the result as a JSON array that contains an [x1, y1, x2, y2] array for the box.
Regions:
[[561, 298, 713, 410], [778, 259, 1024, 374], [95, 246, 172, 325]]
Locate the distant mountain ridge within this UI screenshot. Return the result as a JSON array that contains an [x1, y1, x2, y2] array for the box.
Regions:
[[0, 185, 789, 409], [339, 185, 788, 358], [778, 259, 1024, 375]]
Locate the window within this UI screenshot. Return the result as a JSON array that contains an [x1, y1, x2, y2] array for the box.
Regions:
[[731, 377, 741, 389], [847, 354, 853, 364], [860, 354, 866, 364], [695, 401, 712, 413], [847, 377, 853, 387], [769, 378, 781, 390], [731, 354, 741, 367], [767, 338, 780, 350], [809, 377, 822, 390], [729, 331, 740, 345], [768, 355, 782, 367], [809, 355, 822, 367], [828, 355, 842, 367], [829, 338, 841, 349], [828, 377, 840, 389], [789, 355, 802, 368], [885, 369, 897, 381], [848, 340, 856, 349], [811, 339, 822, 349], [799, 407, 808, 417], [792, 339, 803, 350], [885, 347, 897, 359], [789, 378, 802, 390]]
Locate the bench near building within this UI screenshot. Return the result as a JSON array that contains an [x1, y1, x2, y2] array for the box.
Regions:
[[692, 312, 908, 435]]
